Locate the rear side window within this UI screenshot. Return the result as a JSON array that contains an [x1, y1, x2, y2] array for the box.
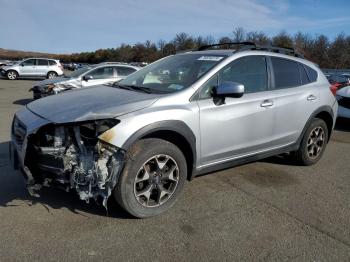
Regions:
[[48, 60, 57, 66], [304, 65, 318, 82], [37, 59, 48, 66], [298, 63, 309, 85], [271, 57, 300, 89], [116, 66, 136, 76]]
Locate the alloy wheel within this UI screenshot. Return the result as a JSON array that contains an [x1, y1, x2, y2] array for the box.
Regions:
[[307, 126, 325, 159], [7, 72, 16, 80], [134, 154, 179, 207], [48, 73, 56, 79]]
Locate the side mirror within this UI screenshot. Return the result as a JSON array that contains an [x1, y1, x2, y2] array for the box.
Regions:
[[21, 64, 24, 67], [214, 81, 244, 98], [83, 75, 93, 81]]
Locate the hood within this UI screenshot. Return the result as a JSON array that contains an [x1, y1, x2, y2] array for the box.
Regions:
[[26, 85, 161, 123], [337, 86, 350, 97], [34, 76, 71, 87]]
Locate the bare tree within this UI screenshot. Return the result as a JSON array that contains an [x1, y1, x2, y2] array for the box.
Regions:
[[246, 31, 270, 45], [232, 27, 245, 42], [272, 31, 293, 48]]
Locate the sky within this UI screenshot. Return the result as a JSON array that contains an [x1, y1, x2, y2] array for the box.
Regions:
[[1, 0, 350, 54]]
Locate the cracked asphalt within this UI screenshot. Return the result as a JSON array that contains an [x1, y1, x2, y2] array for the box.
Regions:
[[0, 79, 350, 261]]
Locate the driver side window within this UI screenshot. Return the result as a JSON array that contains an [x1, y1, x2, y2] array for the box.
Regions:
[[88, 67, 114, 79], [199, 55, 268, 99], [21, 59, 36, 66]]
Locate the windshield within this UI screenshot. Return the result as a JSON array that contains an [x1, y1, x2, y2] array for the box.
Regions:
[[65, 66, 93, 78], [118, 53, 227, 94]]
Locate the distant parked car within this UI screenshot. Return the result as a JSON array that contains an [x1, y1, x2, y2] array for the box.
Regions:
[[0, 58, 63, 80], [326, 74, 350, 90], [336, 86, 350, 118], [63, 63, 87, 71], [130, 62, 149, 67], [30, 62, 140, 99]]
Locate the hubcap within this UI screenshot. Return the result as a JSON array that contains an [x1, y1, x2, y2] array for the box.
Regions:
[[48, 73, 56, 78], [134, 154, 179, 207], [307, 126, 325, 159]]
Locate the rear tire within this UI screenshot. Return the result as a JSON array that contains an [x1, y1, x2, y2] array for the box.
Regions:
[[7, 70, 18, 80], [114, 138, 187, 218], [295, 118, 328, 166], [47, 71, 58, 79]]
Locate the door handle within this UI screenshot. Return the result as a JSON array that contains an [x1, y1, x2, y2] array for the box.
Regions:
[[260, 100, 274, 108], [307, 95, 317, 101]]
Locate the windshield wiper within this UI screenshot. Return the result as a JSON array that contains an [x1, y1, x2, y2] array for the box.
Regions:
[[111, 83, 152, 94], [124, 85, 152, 94]]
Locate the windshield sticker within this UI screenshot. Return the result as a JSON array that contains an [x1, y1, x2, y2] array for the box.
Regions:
[[168, 84, 184, 90], [197, 56, 224, 61]]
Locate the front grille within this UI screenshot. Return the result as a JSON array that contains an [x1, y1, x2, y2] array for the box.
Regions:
[[12, 116, 27, 145], [338, 96, 350, 109]]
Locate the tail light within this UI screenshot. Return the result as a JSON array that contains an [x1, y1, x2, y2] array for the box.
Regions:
[[330, 84, 337, 96]]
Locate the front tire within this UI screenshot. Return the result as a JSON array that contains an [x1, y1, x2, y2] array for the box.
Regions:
[[114, 138, 187, 218], [295, 118, 328, 166], [7, 70, 18, 80], [47, 71, 58, 79]]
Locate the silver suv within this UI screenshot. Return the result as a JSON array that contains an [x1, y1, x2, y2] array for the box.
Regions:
[[10, 43, 338, 218], [30, 63, 140, 99], [1, 58, 63, 80]]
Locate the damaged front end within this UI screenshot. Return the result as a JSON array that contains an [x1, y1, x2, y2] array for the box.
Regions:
[[22, 119, 124, 209]]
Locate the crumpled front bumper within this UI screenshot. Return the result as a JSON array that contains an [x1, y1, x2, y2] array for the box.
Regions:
[[0, 68, 6, 76], [29, 86, 52, 99], [10, 106, 125, 209]]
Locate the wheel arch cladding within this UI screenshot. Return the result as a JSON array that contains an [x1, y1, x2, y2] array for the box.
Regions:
[[314, 111, 333, 142], [121, 120, 196, 180], [300, 106, 334, 144]]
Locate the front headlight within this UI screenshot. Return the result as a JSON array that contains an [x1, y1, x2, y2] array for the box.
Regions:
[[52, 84, 75, 94], [46, 84, 55, 91]]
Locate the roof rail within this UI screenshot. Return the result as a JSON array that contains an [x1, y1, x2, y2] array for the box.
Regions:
[[198, 42, 256, 51], [197, 42, 304, 58], [254, 45, 304, 58]]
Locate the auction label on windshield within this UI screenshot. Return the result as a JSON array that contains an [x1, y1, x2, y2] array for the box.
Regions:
[[197, 56, 224, 61]]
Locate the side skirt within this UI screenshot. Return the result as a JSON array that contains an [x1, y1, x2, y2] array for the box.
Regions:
[[193, 143, 299, 178]]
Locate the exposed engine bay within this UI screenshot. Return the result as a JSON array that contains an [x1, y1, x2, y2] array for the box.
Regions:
[[23, 119, 124, 210]]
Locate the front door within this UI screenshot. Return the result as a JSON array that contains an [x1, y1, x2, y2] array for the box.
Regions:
[[19, 59, 36, 76], [196, 55, 276, 167], [82, 66, 115, 87]]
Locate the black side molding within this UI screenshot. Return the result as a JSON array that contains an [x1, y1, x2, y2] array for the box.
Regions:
[[121, 120, 197, 179]]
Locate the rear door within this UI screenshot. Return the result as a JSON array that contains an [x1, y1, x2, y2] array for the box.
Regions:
[[36, 59, 49, 76], [196, 55, 276, 167], [267, 56, 320, 146], [82, 66, 114, 87], [19, 59, 36, 76]]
